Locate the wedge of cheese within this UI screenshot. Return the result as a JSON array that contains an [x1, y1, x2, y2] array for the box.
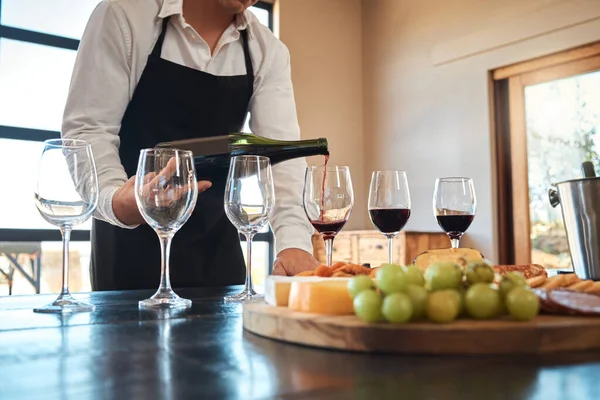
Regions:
[[288, 280, 354, 315], [264, 276, 351, 307], [265, 276, 298, 306]]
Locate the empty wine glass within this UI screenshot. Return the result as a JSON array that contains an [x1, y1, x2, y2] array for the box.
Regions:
[[135, 148, 198, 309], [33, 139, 98, 313], [224, 156, 275, 302], [433, 177, 477, 249], [303, 165, 354, 267], [368, 171, 411, 264]]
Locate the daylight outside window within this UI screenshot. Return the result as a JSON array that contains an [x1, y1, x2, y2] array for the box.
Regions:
[[0, 0, 274, 295]]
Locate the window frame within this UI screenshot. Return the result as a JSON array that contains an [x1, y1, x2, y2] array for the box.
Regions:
[[0, 0, 276, 269], [492, 41, 600, 265]]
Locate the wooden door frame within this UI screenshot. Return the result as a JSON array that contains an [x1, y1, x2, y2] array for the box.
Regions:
[[492, 41, 600, 265]]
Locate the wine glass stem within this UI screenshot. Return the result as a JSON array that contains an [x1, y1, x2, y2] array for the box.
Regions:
[[59, 226, 72, 297], [158, 234, 174, 292], [387, 235, 394, 264], [325, 237, 334, 267], [451, 238, 460, 249], [244, 233, 255, 293]]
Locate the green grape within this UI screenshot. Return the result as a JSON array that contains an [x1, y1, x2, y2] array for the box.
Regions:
[[405, 284, 428, 320], [347, 275, 376, 299], [382, 293, 413, 323], [425, 262, 463, 291], [496, 297, 508, 317], [499, 272, 527, 298], [453, 289, 466, 317], [376, 264, 409, 295], [506, 287, 540, 321], [353, 290, 383, 323], [426, 290, 460, 323], [465, 283, 501, 320], [403, 265, 425, 286], [465, 261, 495, 285]]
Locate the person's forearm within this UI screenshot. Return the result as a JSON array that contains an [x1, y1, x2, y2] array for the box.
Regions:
[[269, 159, 315, 255]]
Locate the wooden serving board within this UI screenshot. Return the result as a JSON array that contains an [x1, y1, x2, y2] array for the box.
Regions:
[[243, 301, 600, 355]]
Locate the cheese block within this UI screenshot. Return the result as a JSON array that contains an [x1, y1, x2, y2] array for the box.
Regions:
[[288, 280, 354, 315], [264, 276, 351, 307], [265, 276, 297, 306]]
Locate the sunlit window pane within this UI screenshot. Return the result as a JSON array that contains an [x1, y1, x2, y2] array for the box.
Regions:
[[248, 6, 270, 28], [240, 240, 269, 286], [526, 71, 600, 269], [0, 139, 92, 230], [0, 39, 77, 132], [0, 0, 102, 40], [0, 241, 91, 296]]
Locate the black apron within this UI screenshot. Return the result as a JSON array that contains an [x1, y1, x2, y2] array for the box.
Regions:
[[90, 17, 249, 291]]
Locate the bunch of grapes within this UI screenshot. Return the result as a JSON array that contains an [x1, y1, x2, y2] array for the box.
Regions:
[[348, 262, 540, 324]]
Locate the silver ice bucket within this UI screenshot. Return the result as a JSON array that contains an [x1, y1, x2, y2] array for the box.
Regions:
[[549, 175, 600, 280]]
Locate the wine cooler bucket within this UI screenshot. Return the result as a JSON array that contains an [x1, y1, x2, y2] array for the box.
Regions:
[[549, 176, 600, 280]]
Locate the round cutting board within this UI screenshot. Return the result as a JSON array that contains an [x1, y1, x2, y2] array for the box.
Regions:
[[243, 301, 600, 355]]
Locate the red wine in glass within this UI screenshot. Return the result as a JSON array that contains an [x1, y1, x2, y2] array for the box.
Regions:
[[368, 171, 411, 264], [303, 164, 354, 267], [433, 177, 477, 249], [320, 154, 329, 220], [310, 219, 347, 241], [436, 214, 474, 240], [369, 208, 411, 234]]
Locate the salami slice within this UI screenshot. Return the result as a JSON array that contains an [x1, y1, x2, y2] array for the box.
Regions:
[[533, 289, 565, 314], [547, 290, 600, 316]]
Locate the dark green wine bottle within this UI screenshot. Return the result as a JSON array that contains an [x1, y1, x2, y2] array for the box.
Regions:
[[157, 133, 329, 181]]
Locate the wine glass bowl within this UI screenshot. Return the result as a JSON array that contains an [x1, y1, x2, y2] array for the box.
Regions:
[[224, 155, 275, 302], [135, 148, 198, 309], [303, 165, 354, 266], [433, 177, 477, 249], [33, 139, 98, 313], [368, 171, 411, 264]]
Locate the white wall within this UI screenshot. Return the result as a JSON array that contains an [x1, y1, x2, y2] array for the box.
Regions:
[[278, 0, 366, 230], [362, 0, 600, 262]]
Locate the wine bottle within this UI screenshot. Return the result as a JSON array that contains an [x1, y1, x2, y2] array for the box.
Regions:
[[156, 133, 329, 181]]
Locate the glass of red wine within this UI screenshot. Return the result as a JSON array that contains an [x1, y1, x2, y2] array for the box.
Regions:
[[368, 171, 411, 264], [433, 177, 477, 249], [303, 165, 354, 267]]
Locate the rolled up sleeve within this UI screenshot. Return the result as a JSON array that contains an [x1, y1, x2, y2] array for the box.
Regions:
[[61, 1, 137, 229], [248, 41, 315, 256]]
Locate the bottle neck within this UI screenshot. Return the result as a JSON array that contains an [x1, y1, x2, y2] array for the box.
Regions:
[[229, 135, 329, 164]]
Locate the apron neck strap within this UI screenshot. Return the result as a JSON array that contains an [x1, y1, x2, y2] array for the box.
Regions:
[[151, 17, 171, 59], [240, 29, 254, 79]]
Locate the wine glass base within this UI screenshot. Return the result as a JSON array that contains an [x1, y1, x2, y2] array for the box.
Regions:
[[139, 289, 192, 310], [224, 290, 264, 303], [33, 293, 95, 314]]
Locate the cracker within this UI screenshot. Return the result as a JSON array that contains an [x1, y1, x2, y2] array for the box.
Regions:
[[562, 273, 580, 286], [568, 280, 594, 291], [541, 274, 567, 289], [527, 275, 547, 288], [585, 281, 600, 294]]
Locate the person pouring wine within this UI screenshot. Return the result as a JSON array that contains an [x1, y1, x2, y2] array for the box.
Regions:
[[62, 0, 319, 291]]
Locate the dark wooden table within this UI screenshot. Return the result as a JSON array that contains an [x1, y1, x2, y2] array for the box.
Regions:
[[1, 287, 600, 400]]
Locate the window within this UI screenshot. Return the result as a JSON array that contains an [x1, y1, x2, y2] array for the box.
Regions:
[[493, 42, 600, 268], [0, 1, 275, 295]]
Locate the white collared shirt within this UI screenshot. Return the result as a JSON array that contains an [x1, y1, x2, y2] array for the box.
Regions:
[[62, 0, 314, 255]]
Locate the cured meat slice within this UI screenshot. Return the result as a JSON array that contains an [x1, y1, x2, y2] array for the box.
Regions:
[[533, 289, 565, 314], [547, 289, 600, 316]]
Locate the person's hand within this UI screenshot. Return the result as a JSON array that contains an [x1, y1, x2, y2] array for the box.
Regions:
[[272, 248, 320, 276], [113, 158, 212, 226]]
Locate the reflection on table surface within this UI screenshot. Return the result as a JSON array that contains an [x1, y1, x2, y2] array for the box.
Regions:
[[1, 286, 600, 400]]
